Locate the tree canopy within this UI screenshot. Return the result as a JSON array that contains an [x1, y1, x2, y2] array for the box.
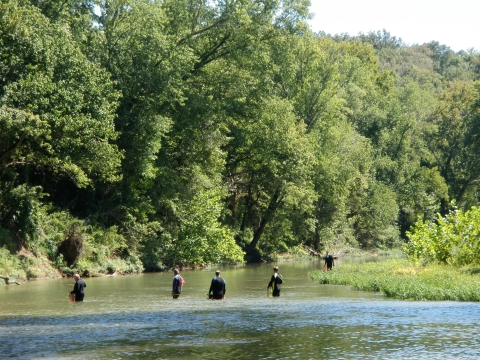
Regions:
[[2, 2, 480, 276]]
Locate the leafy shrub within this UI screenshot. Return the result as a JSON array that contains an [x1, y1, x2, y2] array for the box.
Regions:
[[0, 184, 45, 247], [404, 206, 480, 266], [0, 246, 26, 279], [143, 189, 245, 268]]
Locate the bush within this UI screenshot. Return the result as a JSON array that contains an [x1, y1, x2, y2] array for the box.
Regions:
[[34, 208, 145, 276], [0, 246, 26, 280], [404, 206, 480, 266]]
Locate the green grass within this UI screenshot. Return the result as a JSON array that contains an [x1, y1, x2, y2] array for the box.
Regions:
[[309, 259, 480, 301]]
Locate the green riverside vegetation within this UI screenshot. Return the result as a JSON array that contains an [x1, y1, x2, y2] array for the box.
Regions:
[[309, 259, 480, 301], [2, 1, 480, 280]]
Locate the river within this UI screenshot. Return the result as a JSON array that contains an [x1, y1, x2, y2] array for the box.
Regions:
[[1, 259, 479, 359]]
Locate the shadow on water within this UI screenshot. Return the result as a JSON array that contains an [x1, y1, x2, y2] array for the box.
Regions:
[[1, 259, 480, 359]]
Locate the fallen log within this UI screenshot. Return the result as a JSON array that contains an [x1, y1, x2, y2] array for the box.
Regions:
[[0, 276, 20, 285]]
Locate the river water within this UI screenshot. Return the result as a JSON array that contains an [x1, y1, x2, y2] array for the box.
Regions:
[[1, 259, 479, 359]]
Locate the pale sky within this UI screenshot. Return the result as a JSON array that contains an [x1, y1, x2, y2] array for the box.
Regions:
[[308, 0, 480, 52]]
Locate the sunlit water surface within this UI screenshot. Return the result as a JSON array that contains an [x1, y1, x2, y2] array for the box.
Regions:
[[1, 259, 479, 359]]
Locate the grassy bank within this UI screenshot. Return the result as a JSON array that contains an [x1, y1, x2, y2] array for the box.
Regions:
[[309, 259, 480, 301]]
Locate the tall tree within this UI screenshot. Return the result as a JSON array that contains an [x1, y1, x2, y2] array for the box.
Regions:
[[225, 97, 314, 259], [0, 0, 121, 241], [425, 81, 480, 210]]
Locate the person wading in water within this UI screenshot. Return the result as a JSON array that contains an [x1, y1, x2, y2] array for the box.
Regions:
[[267, 266, 283, 297], [208, 270, 226, 300], [70, 274, 86, 302], [324, 252, 335, 270], [172, 269, 184, 299]]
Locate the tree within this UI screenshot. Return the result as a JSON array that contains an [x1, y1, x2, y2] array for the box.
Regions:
[[425, 81, 480, 210], [225, 97, 314, 260], [25, 0, 99, 49], [0, 1, 121, 242], [165, 189, 244, 267]]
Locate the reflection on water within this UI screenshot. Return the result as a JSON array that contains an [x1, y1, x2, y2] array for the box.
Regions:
[[1, 259, 479, 359]]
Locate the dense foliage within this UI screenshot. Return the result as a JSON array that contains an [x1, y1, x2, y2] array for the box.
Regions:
[[1, 1, 480, 277], [405, 206, 480, 266]]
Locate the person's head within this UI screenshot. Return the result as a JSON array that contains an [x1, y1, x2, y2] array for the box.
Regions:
[[173, 269, 179, 275], [215, 270, 220, 277], [73, 274, 80, 281], [273, 266, 278, 273]]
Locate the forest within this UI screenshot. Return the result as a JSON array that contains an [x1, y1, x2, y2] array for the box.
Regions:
[[2, 0, 480, 279]]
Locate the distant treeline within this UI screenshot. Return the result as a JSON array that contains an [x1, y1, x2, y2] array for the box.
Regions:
[[1, 1, 480, 277]]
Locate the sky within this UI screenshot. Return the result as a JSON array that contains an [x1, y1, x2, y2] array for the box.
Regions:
[[308, 0, 480, 52]]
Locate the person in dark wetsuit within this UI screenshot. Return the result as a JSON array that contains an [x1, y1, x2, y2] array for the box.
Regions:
[[267, 266, 283, 297], [70, 274, 86, 302], [172, 269, 183, 299], [208, 270, 226, 300], [324, 252, 335, 270]]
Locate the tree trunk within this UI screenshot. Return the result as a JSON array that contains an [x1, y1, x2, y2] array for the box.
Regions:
[[248, 189, 282, 253]]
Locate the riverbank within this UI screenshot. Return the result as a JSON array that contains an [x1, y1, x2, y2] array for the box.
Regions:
[[1, 242, 399, 285], [309, 258, 480, 301], [0, 243, 314, 284]]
